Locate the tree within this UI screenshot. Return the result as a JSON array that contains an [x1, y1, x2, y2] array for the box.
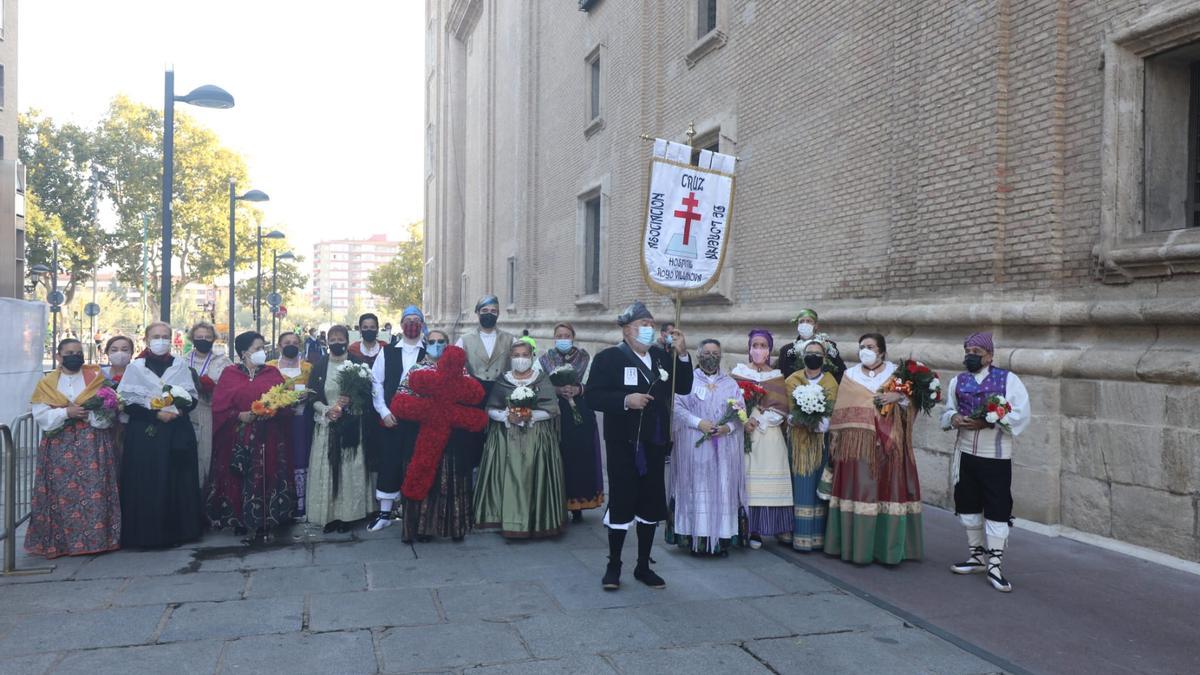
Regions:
[[91, 96, 259, 315], [368, 222, 424, 312], [19, 111, 104, 305], [234, 242, 309, 309]]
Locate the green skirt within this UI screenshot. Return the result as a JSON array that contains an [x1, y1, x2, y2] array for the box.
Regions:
[[473, 419, 566, 539]]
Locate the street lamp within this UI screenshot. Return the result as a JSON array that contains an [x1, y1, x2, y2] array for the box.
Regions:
[[257, 228, 285, 333], [161, 69, 234, 324], [28, 264, 52, 366], [228, 181, 269, 344], [271, 250, 295, 345]]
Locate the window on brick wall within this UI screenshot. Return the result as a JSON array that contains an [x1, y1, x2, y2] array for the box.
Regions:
[[507, 255, 516, 309], [697, 0, 717, 39], [583, 195, 601, 295], [690, 130, 720, 166], [1144, 43, 1200, 231], [584, 45, 605, 137]]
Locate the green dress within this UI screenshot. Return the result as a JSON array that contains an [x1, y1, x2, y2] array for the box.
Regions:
[[473, 370, 566, 539]]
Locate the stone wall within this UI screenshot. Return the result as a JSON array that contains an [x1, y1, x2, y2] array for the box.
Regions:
[[426, 0, 1200, 560]]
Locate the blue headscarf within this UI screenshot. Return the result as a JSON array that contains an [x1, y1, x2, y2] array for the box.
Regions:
[[475, 295, 500, 313]]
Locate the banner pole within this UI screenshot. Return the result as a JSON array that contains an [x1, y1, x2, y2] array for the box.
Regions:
[[669, 292, 683, 442]]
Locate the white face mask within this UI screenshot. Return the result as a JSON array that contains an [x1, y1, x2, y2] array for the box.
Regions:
[[149, 338, 171, 356], [249, 350, 267, 366], [108, 351, 131, 367], [858, 347, 878, 367], [797, 323, 815, 339], [511, 357, 532, 373]]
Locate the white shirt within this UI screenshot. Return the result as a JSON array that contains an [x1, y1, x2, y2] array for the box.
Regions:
[[371, 338, 425, 418], [844, 361, 897, 393], [455, 330, 498, 357], [940, 366, 1031, 460], [32, 371, 113, 432]]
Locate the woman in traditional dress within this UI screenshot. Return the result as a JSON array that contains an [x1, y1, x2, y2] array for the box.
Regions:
[[305, 325, 373, 533], [25, 339, 121, 558], [187, 322, 233, 491], [667, 339, 747, 555], [116, 322, 203, 548], [268, 331, 313, 517], [398, 332, 480, 542], [207, 331, 297, 537], [785, 338, 839, 552], [538, 322, 603, 522], [822, 332, 923, 565], [474, 340, 565, 539], [732, 329, 793, 549]]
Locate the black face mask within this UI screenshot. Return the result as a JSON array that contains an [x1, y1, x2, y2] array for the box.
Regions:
[[361, 330, 378, 343], [192, 339, 213, 354], [62, 354, 85, 372], [479, 313, 498, 329], [803, 353, 824, 371], [328, 342, 348, 356], [964, 354, 985, 373], [282, 344, 300, 359], [698, 354, 721, 374]]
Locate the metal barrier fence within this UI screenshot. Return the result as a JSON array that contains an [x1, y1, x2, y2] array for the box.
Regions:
[[1, 413, 54, 575]]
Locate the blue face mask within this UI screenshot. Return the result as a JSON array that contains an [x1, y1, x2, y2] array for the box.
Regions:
[[636, 325, 655, 346], [555, 339, 573, 353], [427, 342, 446, 359]]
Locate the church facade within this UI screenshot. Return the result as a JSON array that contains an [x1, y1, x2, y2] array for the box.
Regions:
[[424, 0, 1200, 561]]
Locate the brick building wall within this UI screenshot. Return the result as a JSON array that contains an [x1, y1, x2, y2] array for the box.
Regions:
[[426, 0, 1200, 561]]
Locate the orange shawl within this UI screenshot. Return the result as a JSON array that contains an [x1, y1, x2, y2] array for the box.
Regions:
[[30, 365, 108, 407]]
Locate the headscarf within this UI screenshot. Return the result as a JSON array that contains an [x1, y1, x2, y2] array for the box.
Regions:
[[794, 308, 819, 322], [475, 295, 500, 313], [517, 335, 538, 356], [748, 328, 774, 352], [401, 304, 429, 337], [617, 300, 654, 326], [964, 331, 994, 354]]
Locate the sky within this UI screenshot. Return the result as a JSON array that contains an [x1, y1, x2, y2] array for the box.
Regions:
[[19, 0, 426, 276]]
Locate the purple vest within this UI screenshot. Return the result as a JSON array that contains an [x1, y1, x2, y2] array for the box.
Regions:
[[955, 367, 1009, 417]]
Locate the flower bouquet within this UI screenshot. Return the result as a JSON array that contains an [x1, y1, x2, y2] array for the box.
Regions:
[[880, 359, 941, 416], [547, 365, 583, 424], [696, 398, 747, 447], [248, 383, 304, 422], [507, 385, 538, 428], [82, 386, 121, 425], [971, 394, 1013, 432], [146, 385, 193, 436], [198, 374, 217, 400], [736, 380, 768, 451], [334, 362, 374, 415], [790, 381, 834, 430]]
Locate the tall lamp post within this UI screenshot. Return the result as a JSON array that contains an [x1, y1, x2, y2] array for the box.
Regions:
[[29, 261, 53, 368], [228, 182, 270, 344], [270, 251, 295, 345], [162, 69, 234, 323], [256, 228, 285, 333]]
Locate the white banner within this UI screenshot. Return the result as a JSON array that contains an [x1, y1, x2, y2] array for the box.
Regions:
[[0, 298, 47, 426], [641, 139, 736, 294]]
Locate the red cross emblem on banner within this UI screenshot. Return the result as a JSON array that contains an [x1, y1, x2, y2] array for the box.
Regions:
[[674, 192, 702, 245]]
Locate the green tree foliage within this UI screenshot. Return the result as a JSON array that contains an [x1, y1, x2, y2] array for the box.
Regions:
[[90, 96, 259, 315], [367, 222, 424, 312], [234, 239, 308, 309], [19, 112, 104, 305]]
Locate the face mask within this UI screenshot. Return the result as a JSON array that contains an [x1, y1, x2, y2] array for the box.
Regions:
[[511, 357, 532, 373], [858, 347, 878, 367], [360, 330, 378, 343], [402, 323, 422, 339], [797, 323, 815, 339], [427, 342, 446, 359], [555, 339, 573, 353], [803, 353, 824, 370], [328, 342, 347, 356], [750, 347, 769, 365], [149, 338, 171, 356], [62, 354, 85, 372], [964, 354, 985, 373], [662, 333, 674, 346], [479, 313, 498, 329], [636, 325, 655, 346], [698, 354, 721, 374], [248, 350, 267, 366], [281, 344, 300, 359], [108, 351, 131, 367], [192, 339, 213, 353]]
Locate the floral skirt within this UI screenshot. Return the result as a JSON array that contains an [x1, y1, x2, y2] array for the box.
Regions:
[[25, 424, 121, 559]]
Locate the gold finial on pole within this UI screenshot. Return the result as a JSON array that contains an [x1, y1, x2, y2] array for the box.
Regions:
[[685, 121, 696, 146]]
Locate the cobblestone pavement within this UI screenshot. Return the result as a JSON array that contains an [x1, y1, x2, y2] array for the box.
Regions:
[[0, 515, 1007, 674]]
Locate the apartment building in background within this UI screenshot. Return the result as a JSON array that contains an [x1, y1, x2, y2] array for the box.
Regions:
[[311, 234, 400, 314], [0, 0, 22, 298]]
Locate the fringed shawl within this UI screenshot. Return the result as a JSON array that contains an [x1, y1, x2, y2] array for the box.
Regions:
[[785, 370, 838, 476], [828, 375, 914, 476]]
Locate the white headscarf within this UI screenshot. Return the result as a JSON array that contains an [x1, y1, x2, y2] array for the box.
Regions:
[[117, 356, 199, 412]]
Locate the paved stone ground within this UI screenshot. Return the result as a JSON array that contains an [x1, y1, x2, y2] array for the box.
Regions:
[[0, 517, 1005, 675]]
